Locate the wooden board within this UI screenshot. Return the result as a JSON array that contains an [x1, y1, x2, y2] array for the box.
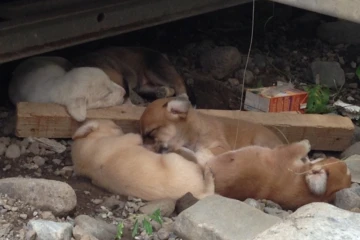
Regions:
[[16, 102, 355, 151]]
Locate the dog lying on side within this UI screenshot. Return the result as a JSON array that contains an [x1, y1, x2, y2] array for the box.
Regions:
[[8, 56, 126, 122], [72, 47, 188, 105], [186, 139, 351, 210], [71, 119, 215, 201], [139, 96, 284, 155]]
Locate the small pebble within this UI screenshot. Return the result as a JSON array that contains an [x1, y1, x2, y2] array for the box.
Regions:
[[19, 214, 28, 220]]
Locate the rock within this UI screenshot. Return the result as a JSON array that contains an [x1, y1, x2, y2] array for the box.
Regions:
[[264, 207, 291, 219], [317, 20, 360, 44], [102, 196, 125, 211], [5, 144, 21, 159], [140, 199, 176, 217], [335, 188, 360, 210], [33, 156, 46, 167], [91, 199, 103, 205], [31, 137, 66, 153], [342, 142, 360, 159], [157, 228, 171, 240], [262, 200, 282, 210], [0, 223, 12, 239], [74, 215, 117, 240], [344, 154, 360, 183], [200, 46, 242, 79], [174, 195, 281, 240], [19, 213, 28, 220], [253, 202, 360, 240], [41, 211, 56, 220], [0, 142, 6, 155], [253, 54, 267, 69], [73, 226, 99, 240], [26, 220, 72, 240], [227, 78, 240, 87], [353, 125, 360, 143], [55, 166, 74, 179], [52, 159, 62, 165], [28, 142, 40, 155], [310, 61, 345, 88], [0, 177, 76, 216], [234, 69, 254, 84], [244, 198, 265, 211], [175, 192, 199, 214]]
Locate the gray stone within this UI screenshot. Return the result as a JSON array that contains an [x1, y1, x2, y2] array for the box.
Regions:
[[0, 177, 76, 216], [102, 196, 125, 211], [341, 142, 360, 159], [73, 226, 99, 240], [157, 228, 171, 240], [264, 207, 291, 219], [32, 137, 66, 153], [310, 61, 345, 88], [140, 198, 176, 217], [74, 215, 117, 240], [5, 144, 21, 159], [317, 20, 360, 44], [26, 220, 72, 240], [353, 125, 360, 143], [253, 202, 360, 240], [200, 46, 242, 79], [0, 223, 12, 239], [174, 195, 281, 240], [253, 54, 267, 69], [244, 198, 265, 211], [344, 154, 360, 183], [28, 142, 40, 155], [234, 69, 254, 84], [0, 142, 6, 155], [33, 156, 46, 167], [334, 188, 360, 210]]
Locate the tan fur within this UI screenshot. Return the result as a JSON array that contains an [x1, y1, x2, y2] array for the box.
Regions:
[[71, 119, 215, 201], [72, 47, 188, 104], [139, 97, 284, 155], [204, 140, 352, 210]]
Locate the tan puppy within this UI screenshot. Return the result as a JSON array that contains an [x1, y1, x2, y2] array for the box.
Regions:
[[71, 119, 215, 201], [194, 139, 352, 210], [72, 47, 188, 105], [139, 96, 284, 155]]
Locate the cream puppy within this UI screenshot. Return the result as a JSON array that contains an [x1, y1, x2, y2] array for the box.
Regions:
[[8, 56, 126, 122], [71, 119, 215, 201]]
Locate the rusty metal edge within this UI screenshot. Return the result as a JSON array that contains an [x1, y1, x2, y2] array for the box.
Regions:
[[0, 0, 252, 64]]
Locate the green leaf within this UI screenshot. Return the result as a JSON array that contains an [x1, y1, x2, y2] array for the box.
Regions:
[[356, 65, 360, 80], [143, 218, 153, 236], [304, 84, 332, 114], [149, 209, 163, 225], [132, 219, 139, 238], [115, 222, 124, 240]]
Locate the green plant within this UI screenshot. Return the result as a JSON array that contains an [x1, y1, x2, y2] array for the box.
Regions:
[[116, 208, 164, 239], [356, 65, 360, 80], [304, 84, 333, 114], [115, 222, 124, 240]]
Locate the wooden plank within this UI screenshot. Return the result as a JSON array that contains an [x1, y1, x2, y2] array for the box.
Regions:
[[16, 102, 355, 151]]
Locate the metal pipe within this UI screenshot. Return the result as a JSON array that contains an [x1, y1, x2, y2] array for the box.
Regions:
[[269, 0, 360, 24]]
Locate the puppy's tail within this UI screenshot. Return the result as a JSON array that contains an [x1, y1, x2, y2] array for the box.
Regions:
[[197, 164, 215, 199]]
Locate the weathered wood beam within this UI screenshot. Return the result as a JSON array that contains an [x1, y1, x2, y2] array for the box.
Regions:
[[16, 102, 355, 151]]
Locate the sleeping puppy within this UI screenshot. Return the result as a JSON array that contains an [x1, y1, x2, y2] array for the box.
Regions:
[[72, 47, 188, 105], [8, 56, 125, 122], [71, 119, 215, 201], [139, 96, 284, 156], [189, 139, 352, 210]]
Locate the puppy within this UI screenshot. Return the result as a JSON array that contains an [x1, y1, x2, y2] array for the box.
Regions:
[[194, 139, 351, 210], [72, 47, 188, 105], [71, 119, 215, 201], [139, 96, 284, 155], [9, 56, 126, 122]]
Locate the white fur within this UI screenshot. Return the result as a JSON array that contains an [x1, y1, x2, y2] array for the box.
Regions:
[[305, 169, 328, 196], [9, 57, 126, 122]]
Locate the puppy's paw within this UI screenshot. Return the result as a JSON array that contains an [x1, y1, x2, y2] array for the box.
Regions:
[[298, 139, 311, 153], [156, 86, 175, 98], [66, 98, 87, 122]]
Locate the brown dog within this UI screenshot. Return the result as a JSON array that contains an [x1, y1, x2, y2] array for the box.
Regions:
[[71, 119, 214, 201], [139, 96, 284, 155], [72, 47, 188, 105], [192, 139, 351, 210]]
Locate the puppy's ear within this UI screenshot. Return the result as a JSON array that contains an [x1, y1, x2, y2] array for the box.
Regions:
[[164, 98, 191, 119], [72, 120, 99, 140], [305, 166, 328, 196], [67, 97, 87, 122]]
